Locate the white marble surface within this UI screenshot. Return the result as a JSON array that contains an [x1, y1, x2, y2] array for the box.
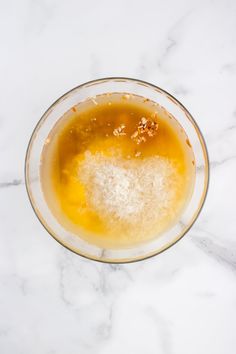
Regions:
[[1, 0, 236, 353]]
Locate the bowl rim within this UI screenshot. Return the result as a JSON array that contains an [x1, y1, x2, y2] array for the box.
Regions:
[[25, 77, 210, 264]]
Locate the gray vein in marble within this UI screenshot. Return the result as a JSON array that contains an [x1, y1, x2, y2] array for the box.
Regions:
[[24, 0, 57, 36], [58, 254, 74, 307], [109, 264, 132, 280], [157, 10, 192, 69], [224, 124, 236, 134], [0, 328, 10, 337], [96, 303, 113, 341], [205, 119, 236, 168], [57, 250, 125, 308], [136, 55, 149, 80], [215, 120, 236, 139], [205, 111, 236, 142], [157, 37, 177, 69], [220, 62, 236, 73], [172, 85, 189, 96], [210, 154, 236, 168], [97, 266, 108, 295], [15, 275, 28, 296], [56, 255, 117, 348], [138, 62, 148, 79], [93, 264, 133, 299], [48, 350, 56, 354], [195, 291, 215, 298], [90, 54, 101, 78], [146, 307, 172, 354], [1, 274, 28, 303], [0, 179, 22, 188], [191, 229, 236, 272]]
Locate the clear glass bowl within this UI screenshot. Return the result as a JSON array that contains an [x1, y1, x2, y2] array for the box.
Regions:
[[25, 78, 209, 263]]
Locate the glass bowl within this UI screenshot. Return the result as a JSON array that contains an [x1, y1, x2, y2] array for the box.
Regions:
[[25, 77, 209, 263]]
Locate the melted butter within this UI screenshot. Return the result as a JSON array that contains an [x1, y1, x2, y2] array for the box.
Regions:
[[41, 93, 195, 248]]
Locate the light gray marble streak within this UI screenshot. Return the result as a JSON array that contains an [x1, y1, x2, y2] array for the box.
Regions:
[[24, 0, 57, 36], [210, 154, 236, 168], [209, 117, 236, 139], [57, 254, 73, 307], [157, 10, 192, 69], [145, 307, 173, 354], [172, 85, 189, 96], [195, 291, 215, 298], [96, 301, 113, 341], [0, 328, 10, 337], [136, 55, 149, 79], [90, 54, 101, 79], [223, 124, 236, 134], [12, 274, 28, 296], [158, 37, 177, 69], [206, 117, 236, 168], [108, 263, 133, 281], [191, 228, 236, 272], [0, 179, 22, 188], [95, 263, 133, 296], [220, 62, 236, 74], [57, 250, 132, 306]]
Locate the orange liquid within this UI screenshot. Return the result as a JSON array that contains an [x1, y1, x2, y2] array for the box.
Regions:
[[41, 93, 195, 248]]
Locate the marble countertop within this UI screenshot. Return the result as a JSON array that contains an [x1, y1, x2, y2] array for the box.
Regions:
[[1, 0, 236, 353]]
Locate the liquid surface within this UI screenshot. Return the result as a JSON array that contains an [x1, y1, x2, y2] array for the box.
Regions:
[[41, 93, 195, 248]]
